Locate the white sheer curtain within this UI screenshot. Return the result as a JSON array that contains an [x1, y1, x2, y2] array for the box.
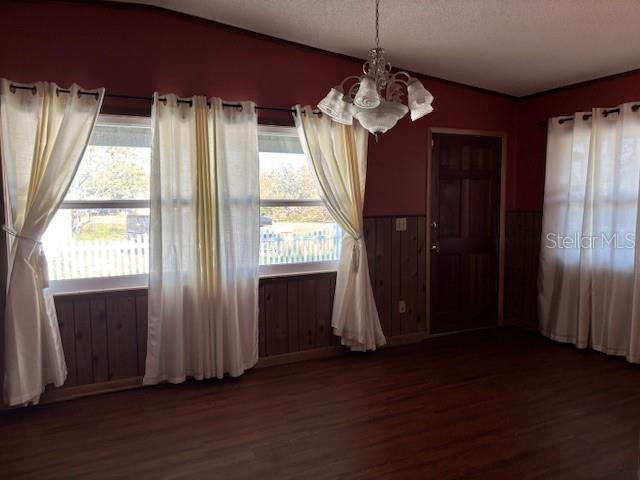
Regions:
[[144, 94, 259, 384], [294, 105, 385, 351], [0, 79, 104, 405], [539, 102, 640, 363]]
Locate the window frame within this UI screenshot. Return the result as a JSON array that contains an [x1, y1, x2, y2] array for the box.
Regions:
[[49, 119, 339, 294], [257, 125, 339, 277], [48, 114, 152, 294]]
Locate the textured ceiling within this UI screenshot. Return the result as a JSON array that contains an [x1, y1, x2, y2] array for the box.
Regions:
[[113, 0, 640, 96]]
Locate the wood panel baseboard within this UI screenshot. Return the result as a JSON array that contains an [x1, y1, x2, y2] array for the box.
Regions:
[[40, 377, 144, 405]]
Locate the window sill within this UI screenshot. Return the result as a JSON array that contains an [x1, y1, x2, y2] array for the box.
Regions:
[[50, 274, 148, 296], [49, 264, 340, 296], [259, 261, 339, 279]]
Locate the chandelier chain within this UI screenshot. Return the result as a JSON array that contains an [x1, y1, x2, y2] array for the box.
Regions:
[[375, 0, 380, 49]]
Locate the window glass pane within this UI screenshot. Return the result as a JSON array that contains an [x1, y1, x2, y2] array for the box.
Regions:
[[259, 132, 320, 201], [42, 208, 149, 280], [260, 206, 341, 265], [258, 128, 341, 270], [65, 119, 151, 201], [258, 132, 303, 154]]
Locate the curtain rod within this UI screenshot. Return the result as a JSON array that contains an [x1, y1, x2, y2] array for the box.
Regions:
[[537, 104, 640, 127], [8, 84, 316, 114]]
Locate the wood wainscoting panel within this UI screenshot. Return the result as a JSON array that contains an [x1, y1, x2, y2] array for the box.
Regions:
[[53, 289, 148, 388], [390, 220, 402, 336], [105, 293, 140, 380], [73, 299, 93, 386], [55, 299, 77, 387], [400, 216, 420, 334], [374, 217, 393, 336], [286, 279, 300, 352], [90, 297, 110, 383], [258, 286, 266, 357], [297, 276, 320, 350], [504, 210, 543, 331], [263, 279, 289, 356], [366, 215, 427, 337], [50, 215, 430, 392], [135, 295, 148, 376]]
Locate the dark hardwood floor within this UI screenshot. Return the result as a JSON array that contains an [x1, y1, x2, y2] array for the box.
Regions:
[[2, 328, 639, 479]]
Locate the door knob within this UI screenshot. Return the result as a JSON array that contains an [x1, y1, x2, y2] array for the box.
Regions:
[[431, 245, 440, 253]]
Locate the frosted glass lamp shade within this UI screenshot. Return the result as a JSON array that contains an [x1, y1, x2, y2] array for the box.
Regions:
[[407, 79, 434, 121], [354, 100, 408, 135], [317, 88, 354, 125], [353, 76, 381, 109]]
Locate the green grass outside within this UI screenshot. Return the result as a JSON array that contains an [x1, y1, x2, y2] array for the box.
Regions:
[[74, 223, 126, 241]]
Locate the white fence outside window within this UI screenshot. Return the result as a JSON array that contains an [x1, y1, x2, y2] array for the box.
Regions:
[[45, 224, 342, 281]]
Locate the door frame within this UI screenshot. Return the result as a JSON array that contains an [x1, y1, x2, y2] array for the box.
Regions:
[[425, 127, 508, 334]]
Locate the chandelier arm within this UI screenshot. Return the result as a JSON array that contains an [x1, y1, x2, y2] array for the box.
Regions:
[[389, 71, 412, 86], [347, 83, 361, 102], [338, 75, 363, 92], [363, 60, 372, 76]]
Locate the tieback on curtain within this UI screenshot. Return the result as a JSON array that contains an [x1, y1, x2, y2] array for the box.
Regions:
[[3, 225, 41, 245], [2, 225, 50, 288], [351, 234, 364, 273]]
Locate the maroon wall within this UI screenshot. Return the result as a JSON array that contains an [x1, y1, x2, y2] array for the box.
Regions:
[[515, 70, 640, 210], [0, 0, 519, 215]]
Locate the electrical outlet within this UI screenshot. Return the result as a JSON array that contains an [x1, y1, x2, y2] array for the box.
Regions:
[[398, 300, 406, 313], [395, 217, 407, 231]]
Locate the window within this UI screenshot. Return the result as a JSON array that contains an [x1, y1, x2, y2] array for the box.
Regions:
[[258, 125, 340, 276], [43, 120, 337, 293], [43, 115, 151, 293]]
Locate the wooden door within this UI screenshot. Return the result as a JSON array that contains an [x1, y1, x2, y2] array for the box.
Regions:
[[430, 133, 501, 333]]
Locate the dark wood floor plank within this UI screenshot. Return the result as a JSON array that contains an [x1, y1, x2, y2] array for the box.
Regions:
[[2, 328, 639, 479]]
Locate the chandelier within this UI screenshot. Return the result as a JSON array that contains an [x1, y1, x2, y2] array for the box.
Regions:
[[317, 0, 434, 136]]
